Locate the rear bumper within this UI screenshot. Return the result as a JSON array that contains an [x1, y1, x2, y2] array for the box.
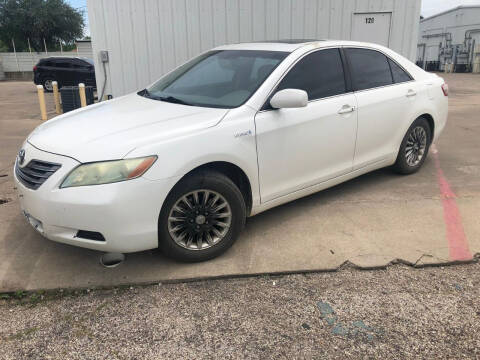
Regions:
[[432, 96, 448, 143], [14, 142, 180, 253], [33, 72, 41, 85]]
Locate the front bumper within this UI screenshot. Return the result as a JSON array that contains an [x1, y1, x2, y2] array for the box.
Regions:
[[14, 142, 180, 253]]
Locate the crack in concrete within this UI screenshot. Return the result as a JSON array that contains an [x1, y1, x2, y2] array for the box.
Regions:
[[412, 254, 435, 267]]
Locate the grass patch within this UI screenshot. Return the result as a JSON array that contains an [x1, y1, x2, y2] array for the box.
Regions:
[[7, 327, 38, 341]]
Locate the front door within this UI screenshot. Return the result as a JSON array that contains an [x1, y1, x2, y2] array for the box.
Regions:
[[255, 48, 358, 203], [54, 59, 76, 86]]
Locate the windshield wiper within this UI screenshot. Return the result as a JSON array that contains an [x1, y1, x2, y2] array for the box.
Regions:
[[137, 89, 193, 106], [137, 88, 151, 98], [138, 89, 193, 106], [157, 95, 193, 106]]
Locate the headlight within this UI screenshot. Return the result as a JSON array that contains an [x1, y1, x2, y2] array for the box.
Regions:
[[61, 156, 157, 188]]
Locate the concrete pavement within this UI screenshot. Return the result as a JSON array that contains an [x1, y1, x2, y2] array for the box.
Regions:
[[0, 75, 479, 291]]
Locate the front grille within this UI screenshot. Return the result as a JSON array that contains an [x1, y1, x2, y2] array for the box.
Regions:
[[15, 159, 61, 190]]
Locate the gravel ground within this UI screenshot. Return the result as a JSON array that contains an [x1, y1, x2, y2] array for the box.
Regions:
[[1, 262, 479, 359]]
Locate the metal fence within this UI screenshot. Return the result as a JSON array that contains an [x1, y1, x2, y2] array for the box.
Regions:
[[0, 43, 93, 73]]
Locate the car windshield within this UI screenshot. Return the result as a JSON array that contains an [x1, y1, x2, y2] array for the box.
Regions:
[[143, 50, 289, 108]]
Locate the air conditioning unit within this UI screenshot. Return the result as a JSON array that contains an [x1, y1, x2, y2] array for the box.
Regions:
[[60, 86, 95, 113]]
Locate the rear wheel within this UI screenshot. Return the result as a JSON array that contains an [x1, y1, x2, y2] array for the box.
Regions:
[[158, 171, 246, 262], [393, 117, 432, 174]]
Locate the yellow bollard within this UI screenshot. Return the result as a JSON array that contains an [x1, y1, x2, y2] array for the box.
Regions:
[[78, 83, 87, 107], [52, 81, 62, 114], [36, 85, 47, 121]]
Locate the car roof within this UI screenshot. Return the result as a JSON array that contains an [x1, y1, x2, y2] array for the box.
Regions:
[[40, 56, 92, 62], [213, 39, 387, 52]]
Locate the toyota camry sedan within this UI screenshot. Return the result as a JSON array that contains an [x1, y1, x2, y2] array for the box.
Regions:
[[15, 40, 448, 262]]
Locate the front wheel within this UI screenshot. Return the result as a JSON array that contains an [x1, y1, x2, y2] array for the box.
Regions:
[[158, 171, 246, 262], [393, 117, 432, 174]]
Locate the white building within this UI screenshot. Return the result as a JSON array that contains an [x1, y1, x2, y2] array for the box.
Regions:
[[87, 0, 421, 98], [417, 5, 480, 72]]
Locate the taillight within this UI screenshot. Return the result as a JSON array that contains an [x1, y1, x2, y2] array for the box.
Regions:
[[441, 83, 449, 96], [33, 65, 37, 72]]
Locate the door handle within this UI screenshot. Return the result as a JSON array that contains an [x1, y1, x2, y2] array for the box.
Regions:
[[338, 105, 355, 114], [406, 90, 417, 97]]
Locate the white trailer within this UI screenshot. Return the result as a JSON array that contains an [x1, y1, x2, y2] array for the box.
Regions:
[[87, 0, 421, 98]]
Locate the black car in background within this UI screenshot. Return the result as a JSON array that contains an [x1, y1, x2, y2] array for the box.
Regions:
[[33, 57, 96, 92]]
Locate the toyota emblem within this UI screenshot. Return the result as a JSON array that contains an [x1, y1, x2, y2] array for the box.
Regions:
[[18, 149, 25, 165]]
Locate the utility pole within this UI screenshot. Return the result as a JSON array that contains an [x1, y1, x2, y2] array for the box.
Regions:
[[43, 38, 48, 54]]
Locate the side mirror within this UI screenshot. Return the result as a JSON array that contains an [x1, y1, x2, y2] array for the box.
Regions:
[[270, 89, 308, 109]]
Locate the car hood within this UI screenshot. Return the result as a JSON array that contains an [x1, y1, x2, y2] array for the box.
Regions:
[[28, 93, 229, 163]]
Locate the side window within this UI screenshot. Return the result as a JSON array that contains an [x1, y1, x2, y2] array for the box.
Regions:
[[72, 61, 89, 69], [346, 48, 393, 91], [388, 58, 412, 83], [55, 61, 71, 68], [276, 48, 346, 101]]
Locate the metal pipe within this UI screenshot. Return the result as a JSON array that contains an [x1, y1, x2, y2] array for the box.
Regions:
[[99, 61, 108, 101], [470, 39, 476, 72], [36, 85, 47, 121], [463, 29, 480, 71]]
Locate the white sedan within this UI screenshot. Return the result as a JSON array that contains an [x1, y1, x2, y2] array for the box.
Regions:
[[14, 40, 448, 262]]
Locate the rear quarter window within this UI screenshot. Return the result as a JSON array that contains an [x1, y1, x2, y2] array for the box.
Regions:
[[388, 58, 412, 83]]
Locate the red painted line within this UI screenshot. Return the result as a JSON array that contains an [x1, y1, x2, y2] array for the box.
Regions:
[[431, 144, 472, 261]]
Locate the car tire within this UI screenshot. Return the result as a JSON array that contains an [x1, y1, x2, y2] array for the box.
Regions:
[[158, 170, 246, 262], [393, 117, 432, 175], [42, 78, 56, 92]]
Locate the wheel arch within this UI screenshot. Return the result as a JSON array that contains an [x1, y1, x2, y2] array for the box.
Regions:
[[419, 113, 435, 143], [166, 161, 253, 216]]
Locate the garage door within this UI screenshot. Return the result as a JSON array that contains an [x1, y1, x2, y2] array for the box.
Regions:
[[351, 12, 392, 47]]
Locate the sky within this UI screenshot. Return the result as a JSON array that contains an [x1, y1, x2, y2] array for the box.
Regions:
[[67, 0, 480, 37], [421, 0, 480, 17], [66, 0, 89, 36]]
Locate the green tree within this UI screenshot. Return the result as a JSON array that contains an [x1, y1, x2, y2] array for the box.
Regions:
[[0, 39, 8, 51], [0, 0, 84, 52]]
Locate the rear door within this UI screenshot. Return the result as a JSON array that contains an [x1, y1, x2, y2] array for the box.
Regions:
[[344, 48, 418, 170]]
